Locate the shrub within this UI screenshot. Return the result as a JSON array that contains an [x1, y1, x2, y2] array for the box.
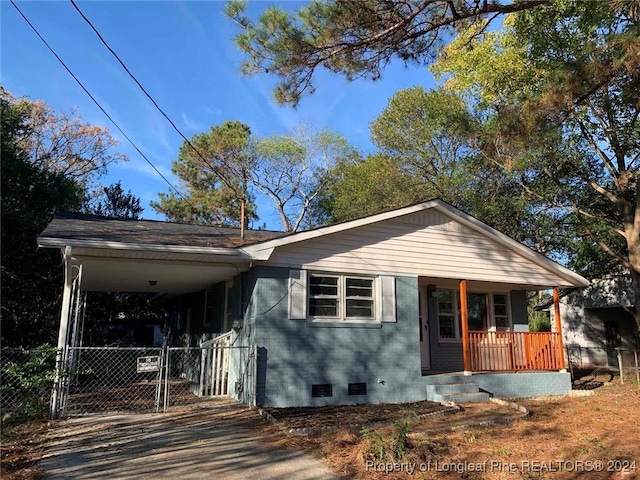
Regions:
[[1, 345, 57, 423], [361, 416, 413, 463]]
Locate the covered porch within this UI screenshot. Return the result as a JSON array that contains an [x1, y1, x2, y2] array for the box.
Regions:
[[418, 277, 567, 375]]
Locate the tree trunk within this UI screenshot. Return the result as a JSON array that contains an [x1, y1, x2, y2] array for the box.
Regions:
[[627, 240, 640, 335]]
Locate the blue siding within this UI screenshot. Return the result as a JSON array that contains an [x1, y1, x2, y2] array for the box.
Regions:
[[475, 372, 571, 398], [249, 267, 425, 407]]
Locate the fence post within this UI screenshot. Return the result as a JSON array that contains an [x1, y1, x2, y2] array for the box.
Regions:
[[163, 347, 171, 412], [617, 348, 624, 385], [566, 346, 574, 381], [634, 350, 639, 386]]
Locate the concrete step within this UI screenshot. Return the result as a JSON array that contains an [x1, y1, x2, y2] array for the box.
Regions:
[[437, 392, 490, 403], [428, 382, 479, 395], [423, 374, 475, 385]]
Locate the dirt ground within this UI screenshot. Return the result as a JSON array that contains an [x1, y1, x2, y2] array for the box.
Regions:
[[1, 420, 49, 480], [265, 400, 448, 430], [3, 381, 639, 479], [275, 382, 639, 480]]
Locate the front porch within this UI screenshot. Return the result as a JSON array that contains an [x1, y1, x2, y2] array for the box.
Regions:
[[419, 278, 567, 376]]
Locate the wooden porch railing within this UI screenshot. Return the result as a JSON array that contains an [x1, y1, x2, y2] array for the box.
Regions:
[[468, 331, 563, 372]]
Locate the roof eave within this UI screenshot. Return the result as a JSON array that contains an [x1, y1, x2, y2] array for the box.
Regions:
[[37, 236, 245, 257]]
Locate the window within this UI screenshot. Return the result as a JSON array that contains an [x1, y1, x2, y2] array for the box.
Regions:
[[492, 294, 510, 331], [437, 290, 456, 339], [308, 274, 375, 322], [345, 277, 374, 318], [309, 275, 339, 317], [437, 290, 512, 341], [604, 320, 621, 347]]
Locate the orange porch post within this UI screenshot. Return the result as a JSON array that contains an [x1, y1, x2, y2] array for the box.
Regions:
[[553, 287, 566, 370], [460, 279, 471, 372]]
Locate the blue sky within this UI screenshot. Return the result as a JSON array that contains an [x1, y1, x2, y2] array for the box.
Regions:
[[2, 1, 436, 229]]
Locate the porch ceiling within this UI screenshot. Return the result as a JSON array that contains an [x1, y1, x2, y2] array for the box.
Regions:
[[418, 277, 556, 291]]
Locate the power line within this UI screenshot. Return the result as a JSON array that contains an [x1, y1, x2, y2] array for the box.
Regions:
[[9, 0, 191, 206], [69, 0, 236, 192]]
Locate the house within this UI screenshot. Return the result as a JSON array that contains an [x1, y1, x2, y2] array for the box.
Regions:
[[38, 200, 589, 410], [536, 275, 639, 369]]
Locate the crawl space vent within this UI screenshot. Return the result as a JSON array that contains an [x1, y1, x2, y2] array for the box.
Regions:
[[311, 384, 333, 398], [348, 382, 367, 396]]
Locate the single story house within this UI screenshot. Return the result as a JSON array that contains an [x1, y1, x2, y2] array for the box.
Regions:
[[39, 200, 589, 408], [536, 275, 639, 368]]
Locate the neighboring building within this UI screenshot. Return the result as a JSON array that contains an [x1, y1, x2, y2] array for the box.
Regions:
[[39, 200, 589, 408], [537, 276, 639, 368]]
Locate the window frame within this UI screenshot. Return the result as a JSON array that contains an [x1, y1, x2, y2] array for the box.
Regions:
[[307, 273, 377, 323], [436, 290, 458, 343], [490, 293, 511, 331], [436, 289, 513, 342]]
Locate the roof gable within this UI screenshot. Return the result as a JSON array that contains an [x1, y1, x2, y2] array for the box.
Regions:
[[243, 200, 589, 288]]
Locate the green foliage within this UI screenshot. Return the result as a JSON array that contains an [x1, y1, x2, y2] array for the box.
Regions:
[[361, 428, 386, 462], [430, 1, 639, 313], [393, 418, 411, 460], [151, 121, 257, 226], [1, 345, 57, 422], [360, 416, 413, 463], [89, 181, 144, 219], [1, 88, 85, 347], [253, 125, 356, 231], [226, 0, 546, 105], [317, 154, 428, 223], [528, 308, 551, 332], [154, 121, 355, 231]]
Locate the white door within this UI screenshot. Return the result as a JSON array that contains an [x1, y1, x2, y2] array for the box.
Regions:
[[419, 287, 430, 370]]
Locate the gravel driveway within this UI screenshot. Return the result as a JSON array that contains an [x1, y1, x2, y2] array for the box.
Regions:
[[42, 401, 338, 480]]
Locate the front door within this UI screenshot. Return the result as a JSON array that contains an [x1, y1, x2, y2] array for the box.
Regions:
[[419, 286, 431, 370]]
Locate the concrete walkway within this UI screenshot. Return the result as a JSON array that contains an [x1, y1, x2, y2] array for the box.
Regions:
[[42, 402, 338, 480]]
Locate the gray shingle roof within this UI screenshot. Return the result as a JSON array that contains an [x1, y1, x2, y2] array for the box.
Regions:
[[39, 211, 288, 248]]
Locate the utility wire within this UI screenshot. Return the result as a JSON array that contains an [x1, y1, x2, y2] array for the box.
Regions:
[[69, 0, 237, 192], [9, 0, 191, 207]]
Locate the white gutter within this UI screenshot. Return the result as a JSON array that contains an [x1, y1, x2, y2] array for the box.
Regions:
[[37, 237, 244, 257]]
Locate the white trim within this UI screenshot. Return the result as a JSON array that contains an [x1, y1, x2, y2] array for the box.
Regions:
[[307, 272, 379, 324], [436, 288, 514, 342], [490, 292, 512, 331], [436, 289, 458, 342], [38, 237, 242, 257], [241, 200, 589, 288]]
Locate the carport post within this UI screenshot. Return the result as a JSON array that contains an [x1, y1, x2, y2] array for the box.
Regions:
[[50, 246, 74, 419]]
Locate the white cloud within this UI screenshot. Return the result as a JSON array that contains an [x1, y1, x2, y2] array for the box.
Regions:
[[181, 111, 204, 132]]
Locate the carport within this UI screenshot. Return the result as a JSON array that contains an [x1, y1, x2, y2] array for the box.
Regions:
[[37, 211, 285, 417]]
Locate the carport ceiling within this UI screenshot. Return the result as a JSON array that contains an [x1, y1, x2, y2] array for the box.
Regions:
[[78, 258, 248, 293]]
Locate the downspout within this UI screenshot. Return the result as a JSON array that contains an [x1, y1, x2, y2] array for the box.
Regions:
[[50, 246, 74, 419]]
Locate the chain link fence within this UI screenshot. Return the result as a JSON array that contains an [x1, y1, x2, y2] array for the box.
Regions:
[[566, 345, 640, 387], [1, 346, 57, 422], [2, 342, 258, 419], [60, 346, 164, 415]]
